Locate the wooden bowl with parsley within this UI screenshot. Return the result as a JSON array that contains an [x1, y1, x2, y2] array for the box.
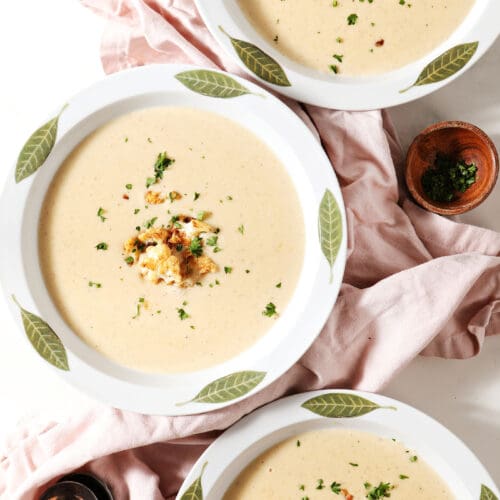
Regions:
[[405, 121, 499, 216]]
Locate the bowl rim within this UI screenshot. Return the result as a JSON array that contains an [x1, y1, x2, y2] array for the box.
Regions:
[[405, 120, 500, 216], [176, 389, 499, 499], [195, 0, 500, 111], [0, 64, 347, 416]]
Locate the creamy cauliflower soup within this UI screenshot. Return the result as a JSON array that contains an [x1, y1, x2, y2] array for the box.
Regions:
[[39, 107, 304, 373], [224, 429, 454, 499], [237, 0, 475, 76]]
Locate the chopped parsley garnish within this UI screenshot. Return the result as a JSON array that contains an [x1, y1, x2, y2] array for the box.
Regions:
[[95, 242, 108, 250], [190, 236, 203, 257], [237, 224, 245, 234], [213, 246, 222, 253], [97, 207, 106, 222], [134, 208, 140, 215], [316, 479, 325, 490], [347, 13, 358, 25], [194, 192, 200, 201], [154, 151, 174, 180], [366, 482, 394, 499], [169, 215, 182, 229], [224, 266, 232, 274], [146, 151, 175, 187], [124, 256, 134, 265], [422, 154, 478, 202], [276, 282, 282, 288], [177, 308, 189, 320], [329, 64, 339, 74], [296, 440, 301, 447], [197, 211, 207, 221], [299, 484, 305, 491], [330, 481, 342, 494], [333, 54, 344, 63], [125, 183, 133, 190], [226, 195, 233, 201], [144, 217, 158, 229], [399, 474, 409, 480], [410, 455, 418, 462], [349, 462, 358, 467], [206, 236, 218, 247], [88, 281, 102, 288], [132, 297, 145, 319], [262, 302, 278, 317]]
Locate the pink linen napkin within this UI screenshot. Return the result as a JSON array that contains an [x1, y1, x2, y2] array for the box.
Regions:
[[1, 1, 499, 498]]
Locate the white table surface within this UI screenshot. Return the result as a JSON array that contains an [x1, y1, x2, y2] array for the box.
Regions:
[[1, 0, 499, 488]]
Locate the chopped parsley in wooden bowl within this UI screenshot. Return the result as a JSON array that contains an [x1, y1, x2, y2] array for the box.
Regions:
[[405, 121, 498, 216]]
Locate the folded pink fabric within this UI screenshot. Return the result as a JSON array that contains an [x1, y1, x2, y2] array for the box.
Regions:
[[1, 1, 499, 498]]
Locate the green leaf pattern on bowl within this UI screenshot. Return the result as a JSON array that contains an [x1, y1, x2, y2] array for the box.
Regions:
[[400, 42, 479, 93], [11, 295, 69, 371], [481, 485, 499, 500], [180, 462, 207, 500], [318, 189, 343, 284], [178, 371, 266, 406], [301, 393, 396, 418], [219, 26, 291, 87], [175, 70, 256, 98], [15, 104, 67, 183]]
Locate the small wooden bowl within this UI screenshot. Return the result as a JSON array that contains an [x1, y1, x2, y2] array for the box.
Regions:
[[405, 121, 499, 215]]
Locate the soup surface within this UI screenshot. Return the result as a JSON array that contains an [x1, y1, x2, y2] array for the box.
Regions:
[[237, 0, 475, 75], [39, 107, 304, 373], [224, 429, 454, 499]]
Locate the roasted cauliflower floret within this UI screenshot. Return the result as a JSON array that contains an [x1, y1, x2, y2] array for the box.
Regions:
[[196, 255, 217, 275], [124, 214, 219, 287], [145, 190, 166, 205]]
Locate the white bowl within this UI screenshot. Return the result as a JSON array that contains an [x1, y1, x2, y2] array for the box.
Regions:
[[195, 0, 500, 110], [0, 64, 346, 416], [177, 390, 499, 499]]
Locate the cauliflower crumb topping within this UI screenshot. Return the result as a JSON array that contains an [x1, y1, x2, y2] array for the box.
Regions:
[[123, 215, 219, 287], [144, 190, 166, 205]]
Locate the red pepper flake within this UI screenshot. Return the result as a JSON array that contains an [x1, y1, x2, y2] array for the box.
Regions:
[[375, 39, 385, 47], [123, 194, 130, 200], [341, 489, 354, 500]]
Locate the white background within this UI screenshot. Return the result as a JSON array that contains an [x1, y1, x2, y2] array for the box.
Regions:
[[0, 0, 499, 488]]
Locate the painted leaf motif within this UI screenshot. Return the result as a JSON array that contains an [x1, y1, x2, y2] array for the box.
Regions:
[[220, 26, 291, 86], [481, 485, 499, 500], [15, 104, 67, 183], [400, 42, 478, 93], [12, 296, 69, 371], [180, 371, 266, 405], [318, 189, 342, 284], [301, 393, 396, 418], [180, 462, 207, 500], [175, 70, 253, 98]]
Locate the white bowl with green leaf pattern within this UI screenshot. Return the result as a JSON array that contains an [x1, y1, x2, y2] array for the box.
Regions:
[[0, 64, 346, 415], [177, 389, 499, 499], [195, 0, 499, 110]]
